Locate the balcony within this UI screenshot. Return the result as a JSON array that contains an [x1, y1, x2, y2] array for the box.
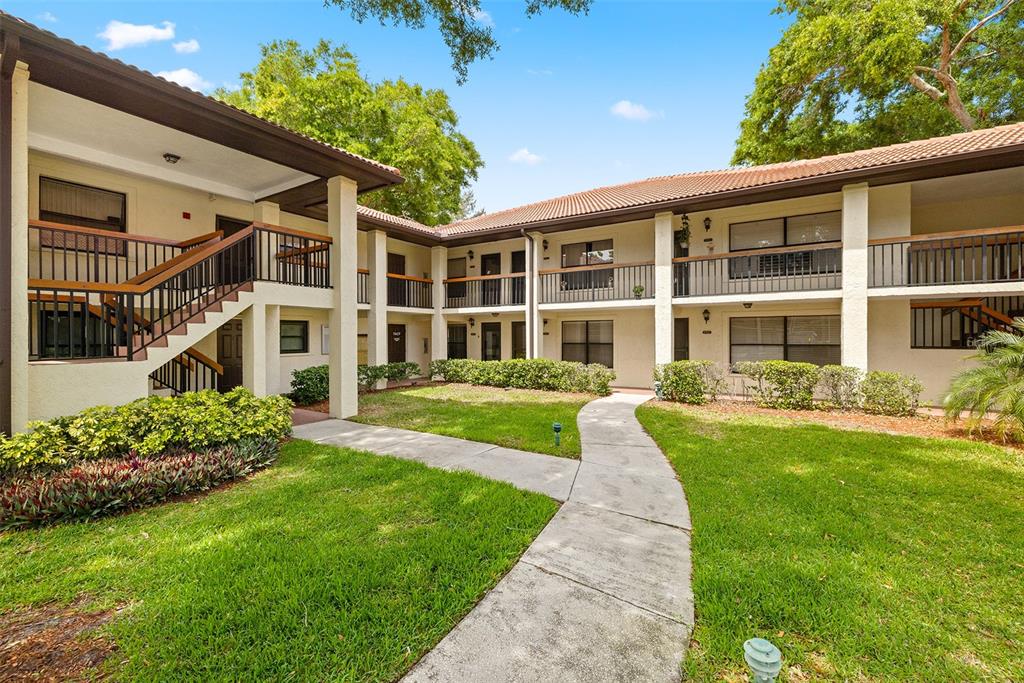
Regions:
[[539, 262, 654, 304], [387, 273, 433, 309], [673, 242, 842, 298], [444, 274, 525, 309], [868, 226, 1024, 288]]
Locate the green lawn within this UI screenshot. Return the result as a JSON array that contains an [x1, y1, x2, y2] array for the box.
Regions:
[[0, 440, 557, 681], [637, 402, 1024, 682], [352, 383, 592, 457]]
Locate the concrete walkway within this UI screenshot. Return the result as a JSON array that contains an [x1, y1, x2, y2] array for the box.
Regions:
[[292, 392, 693, 682]]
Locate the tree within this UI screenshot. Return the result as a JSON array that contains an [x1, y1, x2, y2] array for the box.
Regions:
[[734, 0, 1024, 165], [216, 40, 483, 225], [944, 318, 1024, 442], [324, 0, 591, 83]]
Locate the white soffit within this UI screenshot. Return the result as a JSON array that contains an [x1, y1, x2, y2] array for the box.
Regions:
[[911, 166, 1024, 205], [27, 82, 318, 202]]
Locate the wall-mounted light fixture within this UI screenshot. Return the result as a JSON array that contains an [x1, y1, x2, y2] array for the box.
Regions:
[[468, 317, 476, 328], [163, 152, 181, 164], [702, 308, 711, 324], [542, 239, 549, 252], [743, 302, 753, 309], [467, 249, 475, 261], [543, 318, 549, 326], [704, 216, 712, 232], [491, 312, 499, 317]]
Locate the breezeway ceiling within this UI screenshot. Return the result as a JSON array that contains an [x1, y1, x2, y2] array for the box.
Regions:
[[911, 166, 1024, 205], [27, 83, 319, 202]]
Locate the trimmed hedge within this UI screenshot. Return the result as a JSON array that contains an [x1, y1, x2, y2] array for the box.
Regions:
[[429, 358, 615, 395], [734, 360, 820, 410], [654, 360, 725, 404], [290, 362, 422, 403], [861, 370, 924, 416], [0, 388, 292, 474], [818, 365, 863, 410], [358, 362, 421, 390], [1, 437, 278, 529]]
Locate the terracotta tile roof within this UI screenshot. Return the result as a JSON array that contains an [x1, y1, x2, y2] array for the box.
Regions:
[[0, 11, 402, 180], [438, 122, 1024, 236], [357, 205, 437, 233]]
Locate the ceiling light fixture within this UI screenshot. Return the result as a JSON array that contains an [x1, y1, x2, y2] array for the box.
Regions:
[[163, 153, 181, 164]]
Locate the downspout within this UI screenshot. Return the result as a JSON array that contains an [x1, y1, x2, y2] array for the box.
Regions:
[[0, 32, 20, 435], [521, 228, 536, 358]]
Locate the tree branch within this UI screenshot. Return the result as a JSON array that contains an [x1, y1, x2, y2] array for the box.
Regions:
[[909, 73, 945, 101], [951, 0, 1016, 61]]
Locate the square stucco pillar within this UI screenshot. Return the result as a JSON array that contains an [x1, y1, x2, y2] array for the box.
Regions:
[[4, 61, 29, 432], [327, 176, 359, 418], [842, 183, 869, 371], [242, 303, 267, 396], [254, 200, 280, 225], [366, 230, 388, 371], [654, 212, 674, 368], [431, 245, 448, 363], [265, 304, 281, 394], [528, 231, 544, 358]]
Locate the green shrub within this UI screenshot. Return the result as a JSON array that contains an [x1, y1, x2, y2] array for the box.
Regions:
[[817, 365, 863, 410], [861, 370, 924, 416], [734, 360, 819, 410], [429, 358, 615, 395], [655, 360, 725, 404], [290, 365, 329, 404], [1, 437, 278, 529], [0, 388, 292, 474], [358, 362, 421, 390]]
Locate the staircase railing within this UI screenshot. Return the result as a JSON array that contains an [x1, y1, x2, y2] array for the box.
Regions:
[[150, 348, 223, 394]]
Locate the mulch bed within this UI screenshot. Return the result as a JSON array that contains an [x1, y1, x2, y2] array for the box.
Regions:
[[0, 598, 123, 681], [655, 399, 1022, 451]]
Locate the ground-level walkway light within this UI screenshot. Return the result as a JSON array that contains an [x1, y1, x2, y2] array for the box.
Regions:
[[552, 422, 562, 447], [744, 638, 781, 683]]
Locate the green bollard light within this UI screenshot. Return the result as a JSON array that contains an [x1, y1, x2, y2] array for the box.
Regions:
[[744, 638, 782, 683], [552, 422, 562, 447]]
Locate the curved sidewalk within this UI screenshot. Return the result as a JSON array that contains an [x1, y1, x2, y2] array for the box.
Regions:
[[293, 393, 693, 682]]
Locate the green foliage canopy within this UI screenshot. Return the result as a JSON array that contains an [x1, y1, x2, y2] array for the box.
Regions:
[[216, 40, 483, 225], [734, 0, 1024, 165]]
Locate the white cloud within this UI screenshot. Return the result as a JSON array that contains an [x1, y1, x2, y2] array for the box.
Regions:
[[38, 11, 58, 23], [471, 8, 494, 27], [98, 20, 175, 50], [610, 99, 662, 122], [509, 147, 543, 165], [155, 68, 212, 92], [173, 38, 200, 54], [527, 68, 553, 77]]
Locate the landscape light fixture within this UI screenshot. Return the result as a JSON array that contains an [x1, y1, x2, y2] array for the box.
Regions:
[[744, 638, 782, 683], [552, 422, 562, 447], [163, 153, 181, 164], [702, 308, 711, 324]]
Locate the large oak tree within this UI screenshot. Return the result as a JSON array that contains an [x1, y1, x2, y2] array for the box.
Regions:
[[217, 40, 482, 225], [734, 0, 1024, 165]]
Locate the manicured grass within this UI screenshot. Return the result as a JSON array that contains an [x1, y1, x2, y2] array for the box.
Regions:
[[352, 383, 591, 457], [0, 440, 557, 681], [637, 402, 1024, 682]]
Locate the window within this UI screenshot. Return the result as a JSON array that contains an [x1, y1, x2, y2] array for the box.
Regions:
[[447, 257, 467, 300], [561, 240, 614, 291], [730, 315, 840, 366], [911, 297, 1023, 349], [280, 320, 309, 354], [562, 320, 613, 367], [447, 324, 468, 359], [481, 322, 501, 361], [728, 211, 841, 278], [39, 177, 126, 232], [512, 321, 526, 359], [673, 318, 689, 361]]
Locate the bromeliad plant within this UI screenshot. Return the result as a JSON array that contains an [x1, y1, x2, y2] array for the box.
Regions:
[[945, 319, 1024, 442]]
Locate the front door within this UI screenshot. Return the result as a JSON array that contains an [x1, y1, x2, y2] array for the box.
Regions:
[[218, 319, 243, 391], [481, 253, 501, 305], [447, 324, 468, 359], [481, 322, 501, 361], [388, 324, 406, 363], [673, 318, 690, 361], [511, 320, 526, 358], [388, 253, 407, 307]]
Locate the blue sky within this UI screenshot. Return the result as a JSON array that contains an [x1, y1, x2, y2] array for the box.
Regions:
[[8, 1, 789, 213]]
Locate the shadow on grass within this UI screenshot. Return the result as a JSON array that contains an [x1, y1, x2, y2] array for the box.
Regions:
[[637, 405, 1024, 682]]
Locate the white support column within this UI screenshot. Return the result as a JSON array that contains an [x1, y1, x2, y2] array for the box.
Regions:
[[327, 176, 359, 418], [841, 183, 869, 371], [9, 62, 29, 431], [528, 231, 544, 358], [366, 230, 389, 376], [654, 211, 674, 368], [431, 245, 448, 363], [265, 304, 281, 394], [242, 303, 267, 396], [254, 200, 280, 225]]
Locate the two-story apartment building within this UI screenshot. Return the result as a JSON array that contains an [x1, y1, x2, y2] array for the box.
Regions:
[[2, 13, 1023, 434]]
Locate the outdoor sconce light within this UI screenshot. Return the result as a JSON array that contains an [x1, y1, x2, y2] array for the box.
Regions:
[[467, 249, 475, 261], [704, 216, 712, 232], [163, 152, 181, 164], [743, 638, 782, 683], [543, 318, 549, 326], [542, 239, 549, 251], [743, 302, 753, 309], [468, 317, 476, 328], [552, 422, 562, 447], [702, 308, 711, 324], [491, 312, 499, 317]]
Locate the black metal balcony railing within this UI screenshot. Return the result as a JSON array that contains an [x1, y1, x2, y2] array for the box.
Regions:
[[387, 274, 433, 308], [357, 269, 369, 304], [539, 262, 654, 304], [444, 274, 525, 308], [150, 349, 222, 394], [673, 243, 842, 297], [868, 226, 1024, 288]]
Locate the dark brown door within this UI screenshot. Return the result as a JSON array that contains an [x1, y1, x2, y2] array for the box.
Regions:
[[218, 319, 243, 391], [387, 253, 407, 306], [388, 324, 406, 362], [511, 321, 526, 358], [481, 253, 501, 305], [481, 322, 501, 361]]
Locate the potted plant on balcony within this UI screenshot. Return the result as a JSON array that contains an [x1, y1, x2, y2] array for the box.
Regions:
[[633, 284, 645, 299]]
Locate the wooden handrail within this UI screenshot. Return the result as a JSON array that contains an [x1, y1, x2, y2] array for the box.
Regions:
[[386, 272, 433, 284], [910, 299, 985, 309], [176, 230, 224, 248], [252, 221, 333, 243], [29, 219, 181, 246], [274, 243, 329, 259], [183, 347, 224, 375], [539, 260, 653, 275], [868, 225, 1024, 246], [444, 272, 526, 283], [357, 268, 370, 274], [672, 242, 842, 264]]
